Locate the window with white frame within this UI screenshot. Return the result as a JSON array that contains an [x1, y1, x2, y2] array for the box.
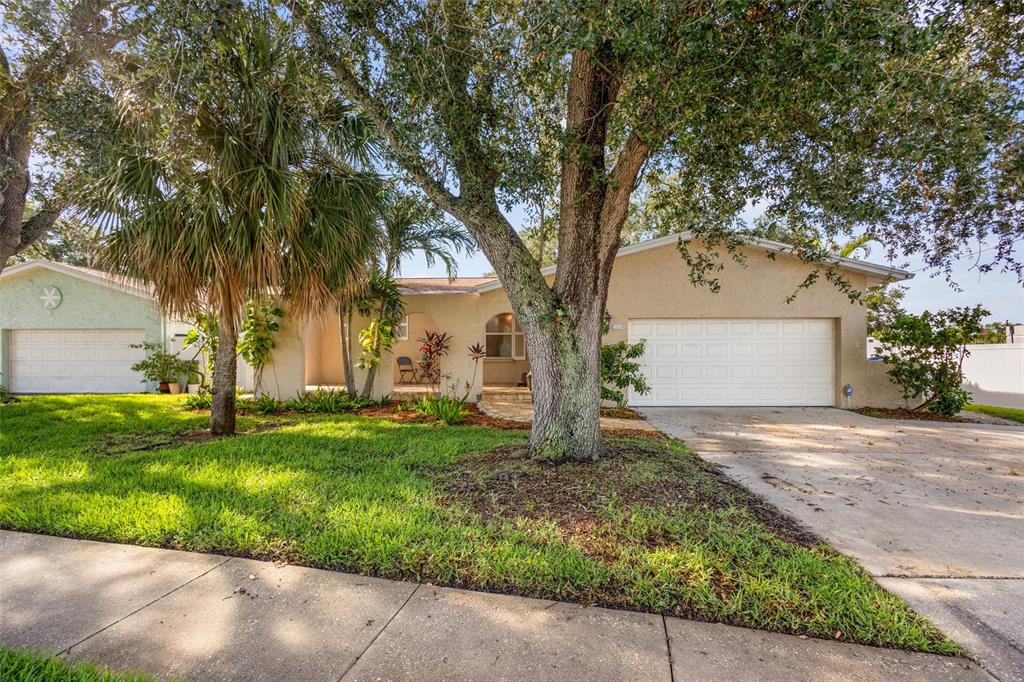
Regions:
[[485, 313, 525, 359], [395, 315, 409, 341]]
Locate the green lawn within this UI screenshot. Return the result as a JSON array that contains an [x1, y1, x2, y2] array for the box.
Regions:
[[0, 648, 150, 682], [964, 403, 1024, 424], [0, 395, 959, 654]]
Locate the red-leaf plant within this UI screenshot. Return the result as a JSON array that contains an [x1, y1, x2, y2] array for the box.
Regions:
[[417, 330, 452, 384]]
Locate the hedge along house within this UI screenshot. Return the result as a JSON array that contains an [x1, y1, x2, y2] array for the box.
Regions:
[[278, 233, 914, 408], [0, 260, 257, 394]]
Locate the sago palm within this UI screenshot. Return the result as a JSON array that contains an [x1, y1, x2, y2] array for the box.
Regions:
[[92, 10, 381, 434]]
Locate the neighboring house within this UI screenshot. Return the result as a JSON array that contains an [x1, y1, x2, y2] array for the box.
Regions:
[[0, 234, 913, 407], [0, 261, 253, 394]]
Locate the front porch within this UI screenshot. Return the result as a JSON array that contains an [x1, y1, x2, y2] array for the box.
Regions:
[[391, 383, 533, 403]]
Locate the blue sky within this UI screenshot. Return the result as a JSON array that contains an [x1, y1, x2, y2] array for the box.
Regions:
[[397, 205, 1023, 324]]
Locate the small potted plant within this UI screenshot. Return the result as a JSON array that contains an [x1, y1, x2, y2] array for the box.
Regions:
[[131, 342, 193, 394], [185, 366, 203, 394]]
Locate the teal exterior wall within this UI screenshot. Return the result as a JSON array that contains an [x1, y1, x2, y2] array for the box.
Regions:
[[0, 267, 164, 389]]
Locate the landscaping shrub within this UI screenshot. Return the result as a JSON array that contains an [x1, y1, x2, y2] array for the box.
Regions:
[[129, 342, 196, 389], [0, 385, 19, 405], [600, 339, 650, 408], [246, 394, 286, 415], [183, 390, 212, 410], [238, 299, 284, 393], [285, 388, 377, 413], [874, 305, 988, 416], [412, 394, 467, 424]]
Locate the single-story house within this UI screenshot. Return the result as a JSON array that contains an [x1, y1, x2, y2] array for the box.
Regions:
[[0, 233, 912, 407]]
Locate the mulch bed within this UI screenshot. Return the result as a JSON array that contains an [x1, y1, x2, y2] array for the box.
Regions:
[[354, 402, 663, 437], [855, 406, 964, 423], [600, 406, 643, 420], [351, 403, 530, 430], [437, 439, 820, 558]]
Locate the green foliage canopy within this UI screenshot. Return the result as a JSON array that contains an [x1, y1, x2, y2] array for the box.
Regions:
[[874, 305, 988, 416]]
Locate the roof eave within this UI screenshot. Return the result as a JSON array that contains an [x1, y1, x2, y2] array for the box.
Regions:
[[0, 260, 156, 299], [473, 231, 913, 292]]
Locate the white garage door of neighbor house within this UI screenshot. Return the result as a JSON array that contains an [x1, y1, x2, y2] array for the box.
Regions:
[[628, 319, 835, 407], [10, 329, 147, 393]]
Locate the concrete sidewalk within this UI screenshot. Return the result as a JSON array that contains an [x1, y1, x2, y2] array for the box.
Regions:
[[0, 530, 987, 681]]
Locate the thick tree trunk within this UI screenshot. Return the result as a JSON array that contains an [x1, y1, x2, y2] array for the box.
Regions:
[[523, 302, 605, 461], [313, 25, 653, 461], [0, 113, 59, 273], [340, 307, 356, 395], [210, 320, 238, 436]]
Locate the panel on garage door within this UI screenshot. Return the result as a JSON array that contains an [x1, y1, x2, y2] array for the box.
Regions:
[[628, 319, 834, 406], [10, 329, 147, 393]]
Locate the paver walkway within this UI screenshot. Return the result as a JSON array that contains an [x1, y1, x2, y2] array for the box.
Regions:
[[0, 530, 987, 681], [643, 407, 1024, 682]]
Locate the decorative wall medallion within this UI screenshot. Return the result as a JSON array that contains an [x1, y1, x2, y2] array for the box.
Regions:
[[40, 285, 63, 310]]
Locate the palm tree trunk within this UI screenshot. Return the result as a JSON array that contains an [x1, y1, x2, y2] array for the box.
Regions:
[[210, 318, 238, 436], [340, 305, 356, 395], [359, 299, 387, 399]]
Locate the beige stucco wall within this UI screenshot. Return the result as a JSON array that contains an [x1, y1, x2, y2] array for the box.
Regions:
[[390, 312, 438, 383], [0, 267, 164, 390], [255, 316, 307, 399], [598, 242, 895, 407], [293, 241, 902, 407]]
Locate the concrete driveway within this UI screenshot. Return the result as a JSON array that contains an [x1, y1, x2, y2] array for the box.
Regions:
[[643, 407, 1024, 682]]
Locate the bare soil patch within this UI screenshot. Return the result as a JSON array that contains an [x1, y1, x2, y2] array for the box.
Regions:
[[94, 422, 285, 456], [437, 438, 820, 558]]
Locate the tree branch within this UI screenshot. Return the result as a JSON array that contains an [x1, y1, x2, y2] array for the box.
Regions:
[[301, 14, 461, 219], [20, 204, 63, 248], [300, 6, 553, 317], [598, 130, 652, 268]]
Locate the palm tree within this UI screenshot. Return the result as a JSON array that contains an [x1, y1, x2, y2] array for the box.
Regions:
[[92, 10, 381, 434], [357, 192, 475, 397], [837, 233, 877, 259]]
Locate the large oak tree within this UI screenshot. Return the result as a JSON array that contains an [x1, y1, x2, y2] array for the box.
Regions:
[[0, 0, 125, 272], [301, 1, 1020, 461]]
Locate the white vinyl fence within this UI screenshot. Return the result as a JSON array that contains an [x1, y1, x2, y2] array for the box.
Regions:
[[962, 344, 1024, 409]]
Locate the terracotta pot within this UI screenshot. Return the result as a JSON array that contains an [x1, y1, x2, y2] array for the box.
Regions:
[[168, 382, 181, 394], [158, 382, 170, 393]]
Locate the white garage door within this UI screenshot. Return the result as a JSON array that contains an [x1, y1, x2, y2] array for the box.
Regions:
[[628, 319, 835, 406], [10, 329, 147, 393]]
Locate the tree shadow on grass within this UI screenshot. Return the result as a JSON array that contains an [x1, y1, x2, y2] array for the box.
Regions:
[[1, 418, 527, 570]]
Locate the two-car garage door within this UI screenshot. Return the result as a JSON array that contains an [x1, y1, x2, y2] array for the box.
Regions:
[[10, 329, 146, 393], [628, 319, 835, 407]]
